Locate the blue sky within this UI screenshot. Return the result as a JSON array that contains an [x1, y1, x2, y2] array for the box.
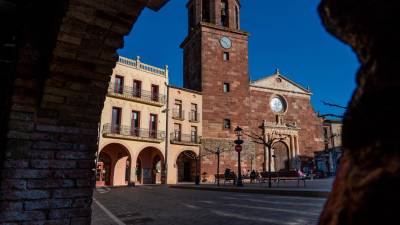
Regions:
[[119, 0, 359, 117]]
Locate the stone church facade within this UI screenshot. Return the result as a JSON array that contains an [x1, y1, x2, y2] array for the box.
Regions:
[[181, 0, 325, 180]]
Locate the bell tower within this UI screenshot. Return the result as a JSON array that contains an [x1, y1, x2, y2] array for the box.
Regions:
[[181, 0, 250, 138]]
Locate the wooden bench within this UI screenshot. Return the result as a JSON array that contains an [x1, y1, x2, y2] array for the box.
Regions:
[[214, 172, 237, 185], [258, 172, 278, 184], [277, 170, 306, 187], [224, 172, 237, 185], [214, 174, 224, 184]]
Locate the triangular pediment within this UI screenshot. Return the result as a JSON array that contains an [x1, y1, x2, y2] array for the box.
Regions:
[[250, 71, 311, 95]]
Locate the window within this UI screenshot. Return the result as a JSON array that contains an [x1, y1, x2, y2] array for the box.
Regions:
[[223, 119, 231, 129], [114, 76, 124, 94], [221, 0, 229, 27], [202, 0, 210, 22], [174, 123, 181, 141], [235, 6, 239, 29], [189, 6, 195, 31], [151, 84, 159, 102], [223, 52, 229, 61], [223, 83, 230, 92], [174, 100, 183, 119], [111, 107, 122, 134], [133, 80, 142, 97], [149, 114, 158, 138], [131, 111, 140, 136], [191, 126, 198, 143], [190, 103, 198, 121]]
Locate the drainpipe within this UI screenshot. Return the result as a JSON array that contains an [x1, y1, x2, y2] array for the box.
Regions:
[[164, 81, 170, 184]]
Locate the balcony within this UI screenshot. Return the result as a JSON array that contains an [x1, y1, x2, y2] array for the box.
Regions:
[[172, 109, 185, 120], [102, 124, 165, 143], [189, 111, 200, 123], [170, 131, 201, 145], [107, 83, 166, 106]]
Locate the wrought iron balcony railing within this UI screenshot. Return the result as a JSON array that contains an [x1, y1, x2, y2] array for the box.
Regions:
[[108, 83, 166, 105], [103, 124, 165, 141], [172, 109, 185, 120], [170, 131, 201, 145], [189, 111, 200, 122]]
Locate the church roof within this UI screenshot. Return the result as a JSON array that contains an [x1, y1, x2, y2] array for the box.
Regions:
[[250, 69, 311, 95]]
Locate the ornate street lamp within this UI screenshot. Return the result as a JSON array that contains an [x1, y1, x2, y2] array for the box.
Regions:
[[234, 126, 244, 187], [216, 147, 221, 186]]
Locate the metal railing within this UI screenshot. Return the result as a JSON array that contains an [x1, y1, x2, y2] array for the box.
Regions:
[[108, 83, 166, 104], [103, 124, 165, 141], [189, 111, 200, 122], [170, 131, 201, 144], [172, 109, 185, 120]]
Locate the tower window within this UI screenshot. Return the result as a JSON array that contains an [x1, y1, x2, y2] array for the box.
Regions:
[[223, 119, 231, 129], [223, 52, 230, 61], [221, 0, 229, 27], [202, 0, 210, 22], [235, 6, 239, 29], [223, 83, 230, 92], [189, 6, 195, 31]]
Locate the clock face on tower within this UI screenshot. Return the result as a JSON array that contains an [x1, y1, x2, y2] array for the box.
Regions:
[[220, 36, 232, 49]]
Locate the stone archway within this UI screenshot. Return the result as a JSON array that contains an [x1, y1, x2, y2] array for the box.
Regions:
[[177, 151, 197, 182], [0, 0, 169, 224], [137, 147, 165, 184], [273, 141, 290, 171], [97, 143, 131, 187]]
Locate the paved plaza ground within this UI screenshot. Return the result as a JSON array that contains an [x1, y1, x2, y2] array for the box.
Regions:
[[92, 183, 328, 225]]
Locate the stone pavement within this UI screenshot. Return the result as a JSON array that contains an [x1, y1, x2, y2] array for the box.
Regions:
[[170, 178, 334, 198], [92, 185, 327, 225]]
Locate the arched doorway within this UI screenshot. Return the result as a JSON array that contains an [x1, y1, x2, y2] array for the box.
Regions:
[[97, 152, 111, 186], [96, 143, 131, 187], [137, 147, 165, 184], [177, 151, 197, 182], [273, 141, 290, 171]]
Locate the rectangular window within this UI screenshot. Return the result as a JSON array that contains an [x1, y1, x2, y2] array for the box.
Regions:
[[191, 126, 198, 143], [133, 80, 142, 98], [223, 83, 230, 93], [131, 111, 140, 136], [235, 6, 239, 29], [114, 76, 124, 94], [190, 103, 198, 121], [221, 0, 229, 27], [223, 119, 231, 129], [111, 107, 122, 134], [202, 0, 210, 22], [149, 114, 158, 138], [174, 123, 182, 141], [223, 52, 229, 61], [174, 99, 183, 119], [151, 84, 159, 102]]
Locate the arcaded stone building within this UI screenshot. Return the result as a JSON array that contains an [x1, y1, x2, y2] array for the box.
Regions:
[[181, 0, 325, 180], [97, 56, 168, 186]]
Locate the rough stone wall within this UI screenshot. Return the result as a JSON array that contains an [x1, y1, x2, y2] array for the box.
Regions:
[[318, 0, 400, 224], [0, 0, 168, 224]]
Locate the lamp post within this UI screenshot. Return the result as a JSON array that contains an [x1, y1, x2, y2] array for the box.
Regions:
[[234, 126, 244, 187], [216, 147, 221, 186]]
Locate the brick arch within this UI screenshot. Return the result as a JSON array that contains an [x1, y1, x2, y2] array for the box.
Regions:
[[0, 0, 169, 224]]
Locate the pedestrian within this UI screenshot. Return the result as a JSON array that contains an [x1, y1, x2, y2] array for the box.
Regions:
[[250, 170, 256, 183]]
